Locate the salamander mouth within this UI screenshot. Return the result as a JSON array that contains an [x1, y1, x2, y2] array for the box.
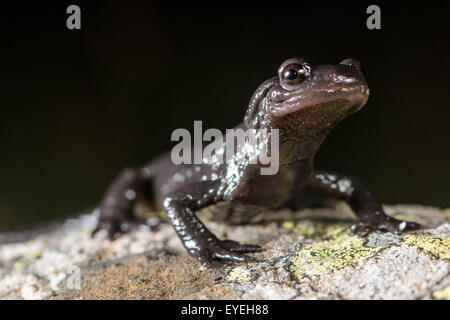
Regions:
[[270, 84, 370, 118]]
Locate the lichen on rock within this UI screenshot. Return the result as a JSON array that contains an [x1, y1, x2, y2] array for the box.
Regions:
[[0, 204, 449, 299], [432, 286, 450, 300], [289, 232, 385, 283], [402, 235, 450, 259], [228, 267, 252, 282]]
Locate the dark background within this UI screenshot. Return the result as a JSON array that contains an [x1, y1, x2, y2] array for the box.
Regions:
[[0, 1, 449, 228]]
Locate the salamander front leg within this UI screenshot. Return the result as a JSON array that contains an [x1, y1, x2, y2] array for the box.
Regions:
[[162, 181, 262, 266], [308, 171, 421, 236]]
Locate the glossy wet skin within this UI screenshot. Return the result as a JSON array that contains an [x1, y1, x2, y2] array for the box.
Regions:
[[245, 58, 369, 163], [262, 58, 368, 120], [94, 58, 420, 266]]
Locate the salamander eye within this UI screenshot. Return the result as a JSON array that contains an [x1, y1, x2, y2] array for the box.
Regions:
[[280, 63, 306, 86]]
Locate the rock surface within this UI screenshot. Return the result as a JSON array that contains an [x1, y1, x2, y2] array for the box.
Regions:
[[0, 204, 449, 300]]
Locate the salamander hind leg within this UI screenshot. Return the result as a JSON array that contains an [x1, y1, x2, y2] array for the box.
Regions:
[[93, 167, 160, 239]]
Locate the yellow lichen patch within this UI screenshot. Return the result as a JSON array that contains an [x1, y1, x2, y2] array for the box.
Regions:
[[13, 260, 29, 270], [282, 221, 295, 230], [402, 235, 450, 259], [13, 250, 42, 270], [295, 224, 315, 236], [282, 221, 315, 236], [290, 233, 384, 283], [433, 286, 450, 300], [228, 267, 252, 282], [325, 223, 350, 237], [25, 250, 42, 259]]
